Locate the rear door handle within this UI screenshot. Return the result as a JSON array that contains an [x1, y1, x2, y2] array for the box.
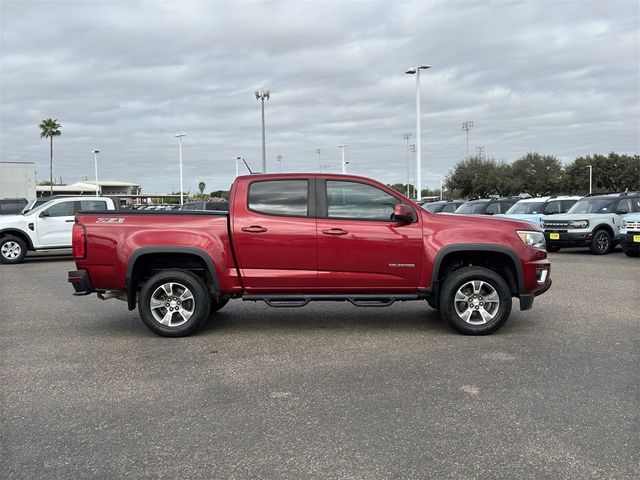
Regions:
[[241, 226, 268, 233], [322, 228, 348, 236]]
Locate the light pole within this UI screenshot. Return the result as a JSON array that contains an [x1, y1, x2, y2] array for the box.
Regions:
[[92, 150, 100, 197], [175, 134, 186, 205], [405, 64, 431, 201], [403, 133, 412, 197], [277, 155, 283, 172], [234, 156, 242, 178], [338, 144, 350, 173], [587, 165, 592, 194], [409, 144, 416, 198], [316, 148, 322, 172], [476, 145, 485, 159], [255, 89, 270, 173], [462, 120, 474, 156]]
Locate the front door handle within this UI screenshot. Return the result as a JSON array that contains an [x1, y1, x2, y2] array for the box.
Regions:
[[241, 225, 268, 233], [322, 228, 348, 236], [65, 220, 75, 223]]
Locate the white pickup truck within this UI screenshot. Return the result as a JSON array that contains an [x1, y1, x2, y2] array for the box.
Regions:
[[0, 196, 119, 264]]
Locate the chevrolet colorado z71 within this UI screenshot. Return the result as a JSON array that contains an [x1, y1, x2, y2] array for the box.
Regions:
[[68, 174, 551, 336]]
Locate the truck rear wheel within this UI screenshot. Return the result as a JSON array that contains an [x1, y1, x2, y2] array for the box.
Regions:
[[439, 266, 512, 335], [138, 270, 211, 337], [0, 235, 27, 264]]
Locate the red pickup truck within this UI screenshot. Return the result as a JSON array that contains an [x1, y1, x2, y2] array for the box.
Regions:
[[68, 173, 551, 337]]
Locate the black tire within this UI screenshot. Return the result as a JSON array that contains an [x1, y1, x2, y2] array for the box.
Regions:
[[589, 229, 611, 255], [439, 266, 512, 335], [546, 245, 560, 253], [0, 235, 28, 264], [138, 270, 210, 337]]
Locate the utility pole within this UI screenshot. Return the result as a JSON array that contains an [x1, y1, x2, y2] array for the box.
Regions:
[[476, 145, 485, 159], [255, 89, 270, 172], [316, 149, 322, 172], [338, 144, 350, 174]]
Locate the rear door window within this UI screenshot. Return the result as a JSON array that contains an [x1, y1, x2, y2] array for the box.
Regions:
[[79, 200, 107, 211]]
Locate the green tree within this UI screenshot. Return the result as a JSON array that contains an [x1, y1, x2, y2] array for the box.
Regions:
[[198, 181, 206, 194], [39, 118, 62, 196], [511, 152, 564, 196], [210, 190, 230, 200], [563, 153, 640, 194], [445, 156, 510, 198]]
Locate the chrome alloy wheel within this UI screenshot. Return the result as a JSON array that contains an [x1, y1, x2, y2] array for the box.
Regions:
[[1, 241, 22, 260], [454, 280, 500, 325], [149, 282, 195, 327]]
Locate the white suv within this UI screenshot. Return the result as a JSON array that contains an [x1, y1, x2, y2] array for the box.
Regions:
[[541, 193, 640, 254], [0, 196, 118, 264]]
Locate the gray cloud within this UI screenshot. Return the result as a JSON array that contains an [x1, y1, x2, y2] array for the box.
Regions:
[[1, 0, 638, 193]]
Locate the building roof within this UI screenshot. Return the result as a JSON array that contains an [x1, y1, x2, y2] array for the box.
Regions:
[[36, 180, 140, 193]]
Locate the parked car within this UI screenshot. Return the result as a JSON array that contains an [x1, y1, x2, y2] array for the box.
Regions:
[[180, 200, 229, 211], [619, 213, 640, 257], [422, 200, 466, 214], [454, 198, 518, 215], [0, 198, 28, 215], [68, 173, 551, 337], [0, 196, 120, 264], [541, 192, 640, 254], [499, 196, 581, 227]]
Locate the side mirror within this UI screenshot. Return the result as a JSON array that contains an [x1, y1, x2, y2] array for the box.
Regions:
[[392, 204, 413, 223], [39, 210, 50, 218], [616, 209, 628, 215]]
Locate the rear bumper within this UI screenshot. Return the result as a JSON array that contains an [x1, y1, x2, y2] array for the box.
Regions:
[[68, 269, 94, 295]]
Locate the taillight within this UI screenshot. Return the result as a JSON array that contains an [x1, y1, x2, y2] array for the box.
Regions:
[[72, 222, 86, 259]]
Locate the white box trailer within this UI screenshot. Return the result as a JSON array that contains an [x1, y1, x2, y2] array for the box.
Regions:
[[0, 162, 36, 200]]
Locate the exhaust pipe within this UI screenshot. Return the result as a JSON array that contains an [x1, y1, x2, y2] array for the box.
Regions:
[[97, 291, 127, 302]]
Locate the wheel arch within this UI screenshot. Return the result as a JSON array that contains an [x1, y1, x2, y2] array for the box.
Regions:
[[125, 247, 221, 310], [0, 229, 34, 250], [431, 244, 523, 308]]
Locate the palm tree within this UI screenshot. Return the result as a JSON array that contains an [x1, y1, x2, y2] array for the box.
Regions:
[[198, 181, 206, 194], [39, 118, 62, 196]]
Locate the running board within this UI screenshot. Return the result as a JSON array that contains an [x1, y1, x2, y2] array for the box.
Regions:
[[242, 293, 421, 308]]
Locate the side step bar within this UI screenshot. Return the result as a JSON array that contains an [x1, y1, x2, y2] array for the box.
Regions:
[[242, 293, 422, 308]]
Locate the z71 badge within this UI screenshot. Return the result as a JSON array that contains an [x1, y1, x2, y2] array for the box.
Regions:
[[96, 218, 125, 223]]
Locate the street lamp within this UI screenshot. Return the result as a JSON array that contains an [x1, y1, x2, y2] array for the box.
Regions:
[[234, 156, 243, 178], [175, 134, 186, 205], [405, 64, 431, 201], [587, 165, 592, 194], [338, 144, 350, 173], [462, 121, 474, 156], [255, 89, 270, 173], [92, 150, 100, 197], [277, 155, 283, 172]]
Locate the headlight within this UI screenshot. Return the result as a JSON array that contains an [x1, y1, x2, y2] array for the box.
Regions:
[[569, 220, 589, 228], [517, 230, 545, 249]]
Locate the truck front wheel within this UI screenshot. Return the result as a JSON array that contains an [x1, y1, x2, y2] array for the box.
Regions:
[[439, 266, 512, 335], [138, 270, 211, 337], [0, 235, 28, 264]]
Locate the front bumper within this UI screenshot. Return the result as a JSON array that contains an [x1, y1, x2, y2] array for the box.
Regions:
[[544, 230, 593, 248], [68, 269, 94, 296], [619, 232, 640, 252]]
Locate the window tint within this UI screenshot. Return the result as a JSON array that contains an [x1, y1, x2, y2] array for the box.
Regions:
[[248, 180, 308, 216], [326, 181, 399, 220], [442, 203, 459, 213], [44, 201, 75, 217], [79, 200, 107, 211], [485, 202, 500, 215], [632, 198, 640, 213], [616, 199, 632, 214], [543, 201, 562, 214], [560, 200, 577, 213]]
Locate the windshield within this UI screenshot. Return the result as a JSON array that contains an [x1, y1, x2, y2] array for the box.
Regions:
[[567, 198, 616, 214], [506, 201, 545, 214], [455, 202, 486, 214]]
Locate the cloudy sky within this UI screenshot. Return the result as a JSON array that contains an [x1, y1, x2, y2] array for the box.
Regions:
[[1, 0, 638, 194]]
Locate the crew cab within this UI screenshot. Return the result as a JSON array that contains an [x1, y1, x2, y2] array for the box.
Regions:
[[0, 196, 119, 264], [541, 192, 640, 254], [68, 174, 551, 337]]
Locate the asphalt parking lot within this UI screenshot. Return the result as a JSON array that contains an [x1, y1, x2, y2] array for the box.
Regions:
[[2, 250, 638, 479]]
